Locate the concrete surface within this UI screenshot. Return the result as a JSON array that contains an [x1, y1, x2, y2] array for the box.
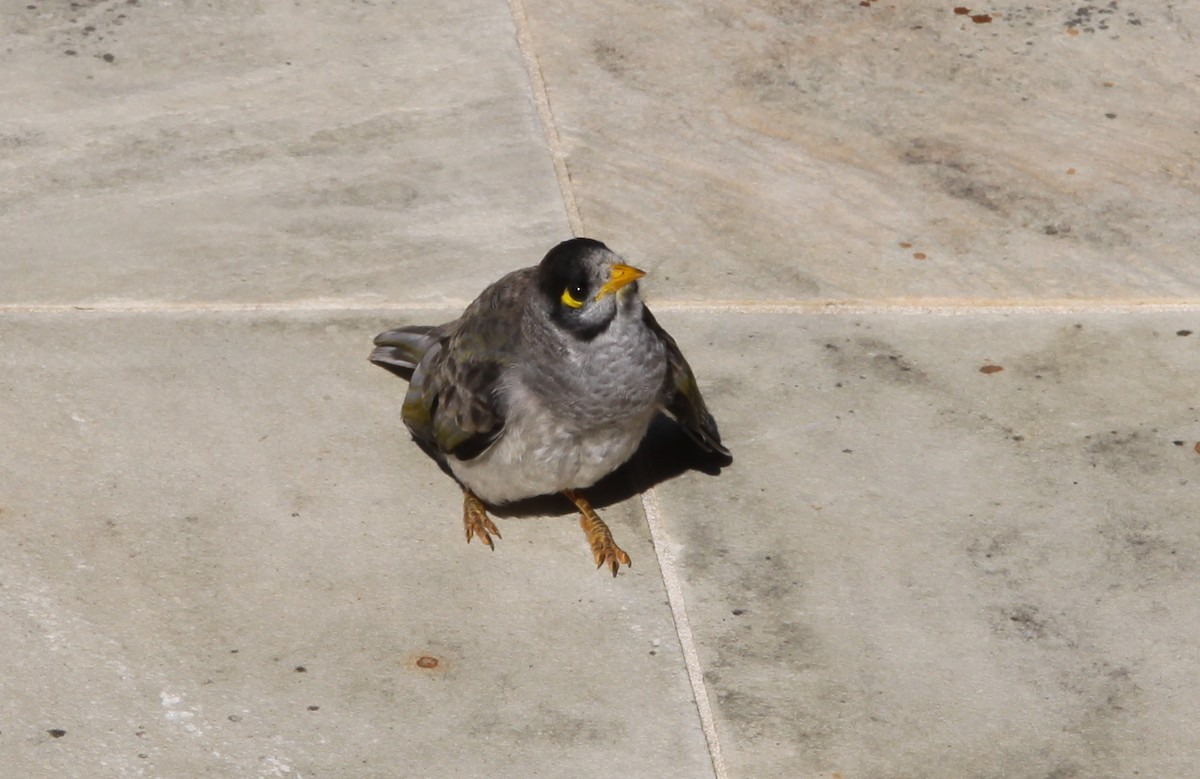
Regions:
[[2, 1, 1198, 777]]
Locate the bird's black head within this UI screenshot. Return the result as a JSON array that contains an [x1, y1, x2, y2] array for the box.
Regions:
[[537, 238, 645, 339]]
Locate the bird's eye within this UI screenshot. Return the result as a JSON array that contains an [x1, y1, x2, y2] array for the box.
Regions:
[[560, 283, 587, 309]]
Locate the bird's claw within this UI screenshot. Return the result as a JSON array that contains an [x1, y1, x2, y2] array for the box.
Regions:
[[463, 491, 500, 550], [565, 489, 631, 577], [592, 540, 632, 578]]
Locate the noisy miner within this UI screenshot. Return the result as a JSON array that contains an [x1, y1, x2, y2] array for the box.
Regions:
[[370, 237, 730, 576]]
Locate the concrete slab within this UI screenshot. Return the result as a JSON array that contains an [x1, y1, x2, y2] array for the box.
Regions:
[[0, 312, 712, 778], [4, 0, 1198, 777], [0, 0, 567, 306], [519, 0, 1200, 301], [649, 309, 1200, 777]]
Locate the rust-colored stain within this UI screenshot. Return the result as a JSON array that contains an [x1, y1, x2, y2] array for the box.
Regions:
[[1103, 81, 1115, 87], [899, 241, 913, 249], [980, 364, 1004, 374], [1066, 167, 1077, 175], [407, 651, 449, 673], [1194, 442, 1200, 456], [913, 252, 928, 260], [952, 5, 995, 22], [1067, 27, 1080, 36]]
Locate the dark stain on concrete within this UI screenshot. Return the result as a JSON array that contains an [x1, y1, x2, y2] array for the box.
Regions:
[[822, 334, 931, 387]]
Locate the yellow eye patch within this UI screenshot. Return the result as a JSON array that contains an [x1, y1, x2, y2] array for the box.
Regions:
[[560, 287, 585, 309]]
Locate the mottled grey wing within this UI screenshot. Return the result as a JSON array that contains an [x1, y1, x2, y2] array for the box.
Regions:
[[644, 307, 731, 459], [400, 268, 534, 461]]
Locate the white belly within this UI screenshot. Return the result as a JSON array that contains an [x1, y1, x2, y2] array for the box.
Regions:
[[447, 397, 656, 504]]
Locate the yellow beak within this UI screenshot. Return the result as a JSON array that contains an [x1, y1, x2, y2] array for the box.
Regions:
[[596, 263, 646, 300]]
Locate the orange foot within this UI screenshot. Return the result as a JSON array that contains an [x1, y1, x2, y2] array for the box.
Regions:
[[462, 490, 500, 549], [564, 489, 631, 577]]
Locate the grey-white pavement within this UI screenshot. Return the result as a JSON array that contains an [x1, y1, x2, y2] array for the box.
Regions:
[[2, 2, 1198, 777]]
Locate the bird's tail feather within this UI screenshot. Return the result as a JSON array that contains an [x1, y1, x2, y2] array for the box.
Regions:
[[370, 325, 437, 378]]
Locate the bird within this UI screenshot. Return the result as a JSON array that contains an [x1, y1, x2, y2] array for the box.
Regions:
[[369, 237, 730, 576]]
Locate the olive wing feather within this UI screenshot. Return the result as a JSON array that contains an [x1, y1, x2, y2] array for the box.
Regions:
[[644, 308, 731, 458]]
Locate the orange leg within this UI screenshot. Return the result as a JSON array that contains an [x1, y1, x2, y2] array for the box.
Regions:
[[463, 490, 500, 549], [564, 489, 631, 577]]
